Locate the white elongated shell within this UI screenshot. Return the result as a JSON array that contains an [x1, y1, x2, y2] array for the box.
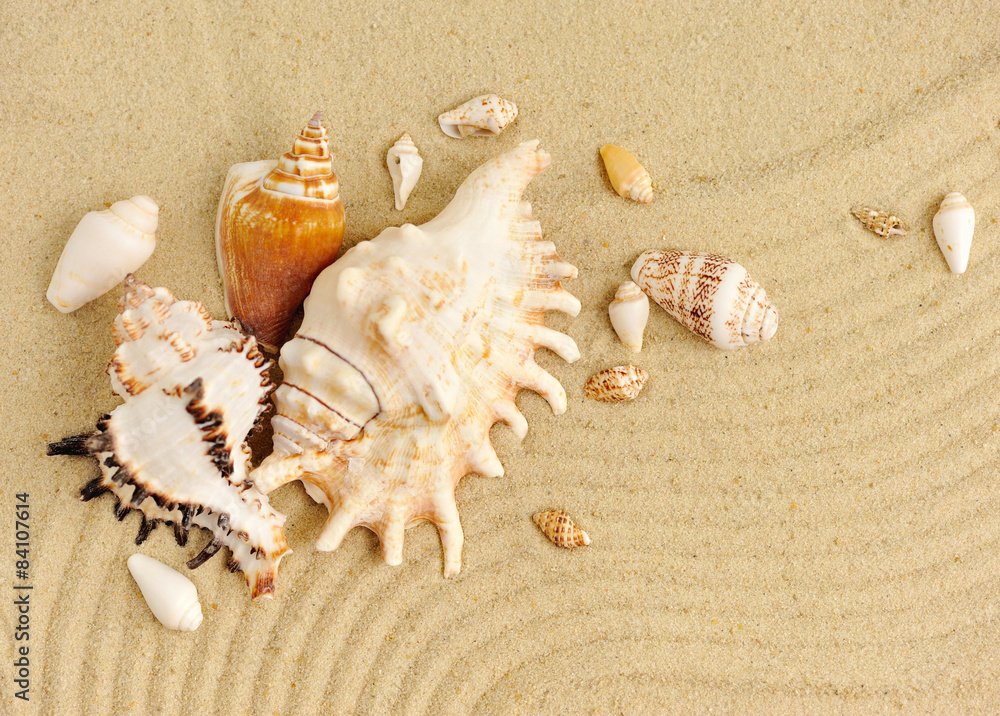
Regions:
[[252, 141, 580, 578], [48, 277, 290, 599], [127, 554, 203, 631], [608, 281, 649, 352], [632, 250, 778, 350], [932, 192, 975, 274], [386, 133, 423, 210], [585, 365, 649, 401], [46, 196, 158, 313], [438, 94, 518, 138]]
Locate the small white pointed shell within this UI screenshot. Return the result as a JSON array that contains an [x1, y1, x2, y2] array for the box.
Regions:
[[600, 145, 653, 203], [386, 133, 423, 210], [127, 554, 203, 632], [932, 192, 975, 274], [608, 281, 649, 352], [46, 196, 158, 313], [438, 94, 518, 138], [585, 365, 649, 401], [851, 206, 907, 238], [632, 250, 778, 350]]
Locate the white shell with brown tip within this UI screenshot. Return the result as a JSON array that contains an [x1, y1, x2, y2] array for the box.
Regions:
[[600, 145, 653, 203], [585, 365, 648, 401], [608, 281, 649, 352], [438, 94, 518, 138], [47, 196, 158, 313], [533, 510, 590, 548], [631, 250, 777, 350]]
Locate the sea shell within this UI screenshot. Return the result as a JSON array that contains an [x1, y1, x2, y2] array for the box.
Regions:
[[46, 196, 158, 313], [386, 132, 423, 210], [631, 250, 778, 350], [251, 140, 581, 577], [932, 192, 975, 274], [584, 365, 649, 402], [47, 276, 290, 599], [608, 281, 649, 352], [127, 554, 203, 631], [438, 94, 518, 139], [216, 111, 345, 351], [850, 206, 907, 238], [600, 145, 653, 203], [533, 510, 590, 548]]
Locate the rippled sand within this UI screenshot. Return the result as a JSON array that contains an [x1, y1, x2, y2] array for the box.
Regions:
[[4, 1, 1000, 713]]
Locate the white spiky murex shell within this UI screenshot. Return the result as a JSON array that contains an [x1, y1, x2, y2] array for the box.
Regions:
[[48, 276, 290, 599], [438, 94, 518, 138], [251, 140, 581, 577]]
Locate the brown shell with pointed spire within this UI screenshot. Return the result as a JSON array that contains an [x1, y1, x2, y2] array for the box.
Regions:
[[216, 111, 345, 351]]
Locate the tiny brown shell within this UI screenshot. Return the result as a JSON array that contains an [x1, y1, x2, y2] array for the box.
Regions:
[[533, 510, 590, 548], [851, 206, 907, 238], [584, 365, 648, 401]]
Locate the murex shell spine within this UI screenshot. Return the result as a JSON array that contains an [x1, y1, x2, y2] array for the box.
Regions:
[[251, 140, 581, 577]]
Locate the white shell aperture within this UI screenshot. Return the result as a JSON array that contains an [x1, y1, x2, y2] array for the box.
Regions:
[[252, 141, 580, 578], [47, 196, 158, 313], [932, 192, 975, 274], [438, 94, 518, 138], [386, 133, 423, 210], [608, 281, 649, 352], [127, 553, 203, 632]]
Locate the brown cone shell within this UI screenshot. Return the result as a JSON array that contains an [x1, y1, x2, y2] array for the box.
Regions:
[[216, 111, 345, 350]]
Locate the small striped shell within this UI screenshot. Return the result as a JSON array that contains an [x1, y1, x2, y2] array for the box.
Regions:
[[585, 365, 648, 401], [850, 206, 907, 238], [533, 510, 590, 548]]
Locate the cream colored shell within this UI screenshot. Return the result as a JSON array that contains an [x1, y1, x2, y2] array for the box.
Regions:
[[47, 196, 158, 313], [932, 192, 975, 274], [851, 206, 907, 238], [386, 132, 423, 210], [608, 281, 649, 352], [631, 250, 777, 350], [127, 554, 203, 632], [438, 94, 518, 138], [251, 141, 580, 578], [584, 365, 649, 402]]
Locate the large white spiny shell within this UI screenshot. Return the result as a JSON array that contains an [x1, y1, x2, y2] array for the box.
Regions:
[[932, 192, 975, 274], [386, 133, 423, 210], [48, 276, 290, 599], [438, 94, 518, 138], [631, 250, 778, 350], [47, 196, 158, 313], [608, 281, 649, 352], [252, 140, 580, 578], [127, 554, 203, 631]]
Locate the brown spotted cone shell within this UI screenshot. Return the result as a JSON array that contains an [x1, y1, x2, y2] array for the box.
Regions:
[[533, 510, 591, 548], [585, 365, 648, 401], [851, 206, 907, 238]]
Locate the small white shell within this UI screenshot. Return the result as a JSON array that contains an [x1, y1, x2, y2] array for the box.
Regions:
[[386, 133, 423, 210], [608, 281, 649, 352], [47, 196, 158, 313], [438, 94, 518, 138], [932, 192, 975, 274], [585, 365, 649, 402], [127, 554, 203, 632]]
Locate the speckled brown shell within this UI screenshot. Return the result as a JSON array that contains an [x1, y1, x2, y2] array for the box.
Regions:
[[584, 365, 648, 401], [533, 510, 590, 548]]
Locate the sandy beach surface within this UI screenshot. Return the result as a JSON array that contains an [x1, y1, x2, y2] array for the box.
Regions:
[[3, 1, 1000, 713]]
